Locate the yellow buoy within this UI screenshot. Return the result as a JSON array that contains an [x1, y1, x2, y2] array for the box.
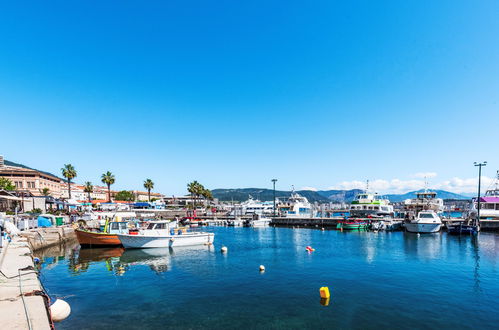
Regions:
[[320, 286, 330, 299]]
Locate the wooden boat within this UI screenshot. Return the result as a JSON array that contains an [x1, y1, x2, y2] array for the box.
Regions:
[[75, 229, 122, 247], [76, 220, 130, 247]]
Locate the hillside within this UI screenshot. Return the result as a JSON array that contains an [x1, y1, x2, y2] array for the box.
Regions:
[[212, 188, 470, 203], [211, 188, 330, 203]]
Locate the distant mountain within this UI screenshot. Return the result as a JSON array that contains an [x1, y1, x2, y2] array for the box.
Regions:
[[384, 190, 470, 202], [212, 188, 470, 203], [4, 159, 61, 179], [211, 188, 330, 203], [316, 189, 363, 202]]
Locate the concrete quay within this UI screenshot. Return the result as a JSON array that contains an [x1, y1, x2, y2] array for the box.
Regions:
[[20, 227, 76, 251], [0, 237, 51, 330]]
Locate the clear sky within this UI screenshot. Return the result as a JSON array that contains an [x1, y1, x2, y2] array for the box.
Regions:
[[1, 1, 498, 195]]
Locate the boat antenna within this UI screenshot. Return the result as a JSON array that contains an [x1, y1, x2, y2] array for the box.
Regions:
[[366, 180, 369, 193], [496, 170, 499, 190]]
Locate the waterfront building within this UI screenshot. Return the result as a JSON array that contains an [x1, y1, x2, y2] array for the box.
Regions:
[[132, 190, 164, 202], [60, 183, 109, 201], [0, 156, 62, 197]]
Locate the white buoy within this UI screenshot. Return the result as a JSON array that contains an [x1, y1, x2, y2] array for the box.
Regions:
[[321, 227, 325, 231], [50, 299, 71, 322], [259, 265, 265, 272], [221, 246, 228, 253]]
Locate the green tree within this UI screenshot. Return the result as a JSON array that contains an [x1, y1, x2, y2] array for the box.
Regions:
[[61, 164, 77, 199], [202, 188, 213, 201], [0, 177, 15, 191], [114, 190, 135, 202], [83, 181, 93, 201], [143, 179, 154, 202], [187, 181, 207, 207], [39, 188, 51, 196], [101, 171, 115, 202]]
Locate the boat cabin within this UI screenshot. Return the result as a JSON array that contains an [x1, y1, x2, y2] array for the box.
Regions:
[[107, 222, 129, 234]]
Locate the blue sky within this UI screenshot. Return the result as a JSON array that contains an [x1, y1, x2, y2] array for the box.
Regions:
[[1, 1, 498, 195]]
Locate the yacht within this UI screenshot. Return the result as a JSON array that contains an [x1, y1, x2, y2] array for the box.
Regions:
[[405, 210, 442, 233], [240, 197, 275, 216], [117, 220, 214, 249], [277, 189, 314, 218]]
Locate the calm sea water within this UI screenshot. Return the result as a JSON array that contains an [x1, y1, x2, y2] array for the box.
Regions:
[[36, 227, 499, 329]]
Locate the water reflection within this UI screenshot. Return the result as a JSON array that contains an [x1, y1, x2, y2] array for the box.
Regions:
[[403, 232, 444, 260], [35, 242, 216, 276]]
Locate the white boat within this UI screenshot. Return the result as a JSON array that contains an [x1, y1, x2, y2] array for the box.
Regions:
[[250, 217, 272, 227], [239, 196, 275, 216], [404, 190, 444, 214], [118, 220, 214, 249], [405, 210, 442, 233], [277, 188, 314, 218]]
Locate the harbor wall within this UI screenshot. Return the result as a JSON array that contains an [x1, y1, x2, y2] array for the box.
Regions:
[[20, 227, 76, 251], [0, 237, 52, 330]]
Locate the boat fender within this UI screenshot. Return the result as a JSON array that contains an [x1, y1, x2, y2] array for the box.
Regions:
[[259, 265, 265, 272], [220, 246, 228, 253], [319, 287, 330, 299], [50, 299, 71, 322]]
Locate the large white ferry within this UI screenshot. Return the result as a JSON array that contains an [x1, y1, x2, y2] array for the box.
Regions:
[[349, 190, 394, 218], [240, 197, 275, 216], [277, 189, 314, 218]]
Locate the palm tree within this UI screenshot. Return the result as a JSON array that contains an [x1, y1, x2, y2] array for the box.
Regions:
[[143, 179, 154, 202], [61, 164, 77, 199], [187, 181, 200, 208], [101, 171, 115, 202], [83, 182, 93, 202]]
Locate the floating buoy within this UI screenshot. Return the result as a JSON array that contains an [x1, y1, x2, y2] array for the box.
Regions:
[[50, 299, 71, 322], [220, 246, 228, 253], [320, 286, 330, 299], [259, 265, 265, 272], [321, 227, 325, 231], [306, 246, 315, 252]]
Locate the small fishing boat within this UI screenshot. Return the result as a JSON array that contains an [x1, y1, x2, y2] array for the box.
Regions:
[[447, 221, 479, 235], [118, 220, 215, 249], [75, 220, 130, 247], [337, 219, 368, 230]]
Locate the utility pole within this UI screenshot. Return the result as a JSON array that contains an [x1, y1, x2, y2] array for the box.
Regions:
[[474, 161, 487, 227], [272, 179, 277, 217]]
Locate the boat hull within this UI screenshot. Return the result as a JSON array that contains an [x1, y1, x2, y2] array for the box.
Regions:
[[447, 224, 478, 235], [75, 229, 122, 247], [118, 233, 215, 249], [405, 223, 441, 233]]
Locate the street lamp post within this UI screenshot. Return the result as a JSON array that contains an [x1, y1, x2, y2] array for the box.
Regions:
[[272, 179, 277, 217], [474, 161, 487, 228]]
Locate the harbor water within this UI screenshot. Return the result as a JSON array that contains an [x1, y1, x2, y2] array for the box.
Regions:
[[36, 227, 499, 329]]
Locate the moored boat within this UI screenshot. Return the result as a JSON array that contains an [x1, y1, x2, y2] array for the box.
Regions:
[[75, 220, 130, 247], [405, 210, 442, 233], [118, 220, 215, 249], [337, 219, 368, 230]]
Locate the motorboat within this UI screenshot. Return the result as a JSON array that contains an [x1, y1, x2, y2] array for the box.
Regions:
[[405, 210, 442, 233], [249, 217, 272, 227], [117, 220, 214, 249]]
